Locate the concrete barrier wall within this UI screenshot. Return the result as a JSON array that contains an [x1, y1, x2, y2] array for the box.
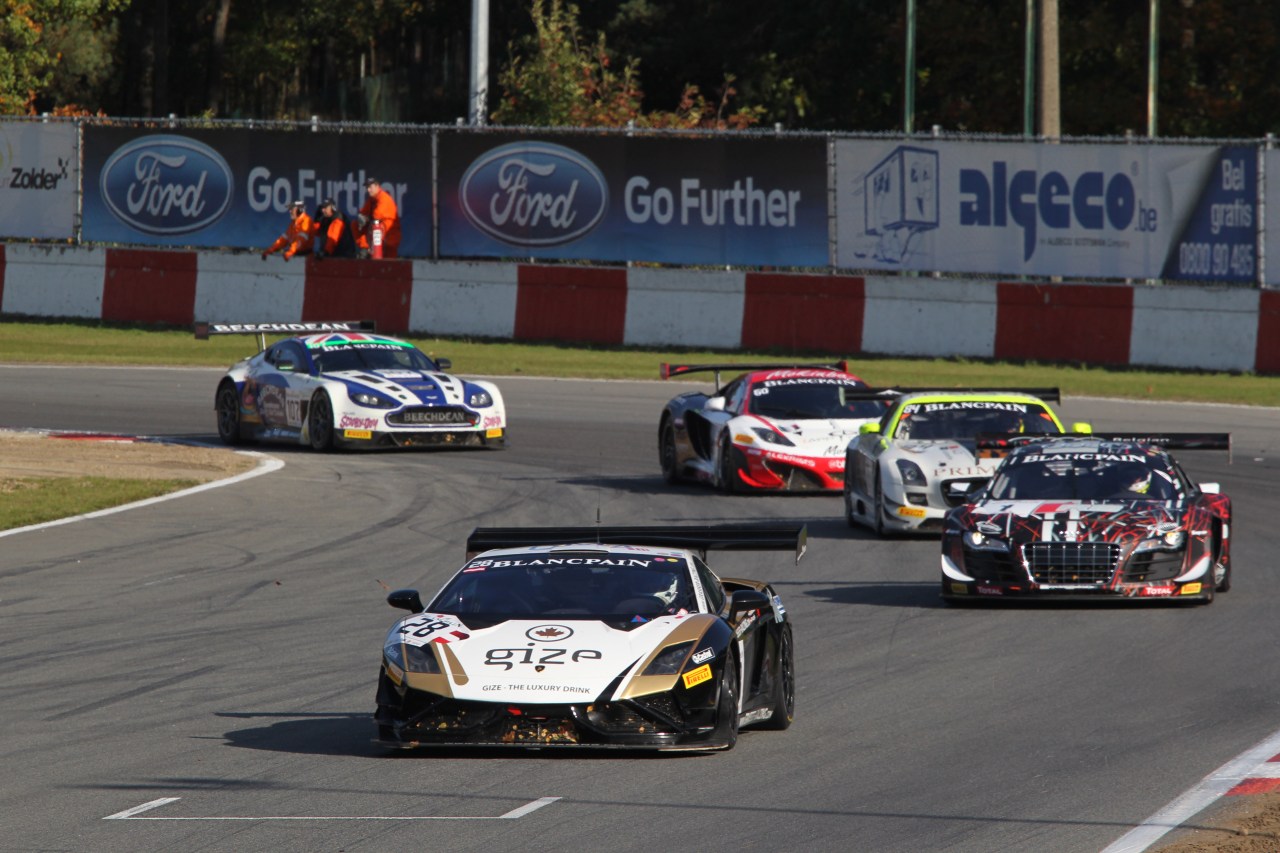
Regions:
[[1, 243, 1274, 375]]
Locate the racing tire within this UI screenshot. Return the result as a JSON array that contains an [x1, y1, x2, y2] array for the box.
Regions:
[[215, 381, 244, 446], [709, 650, 740, 750], [873, 473, 887, 536], [1213, 534, 1231, 593], [759, 626, 795, 731], [843, 483, 858, 528], [308, 391, 336, 451], [659, 420, 680, 484], [717, 436, 740, 494]]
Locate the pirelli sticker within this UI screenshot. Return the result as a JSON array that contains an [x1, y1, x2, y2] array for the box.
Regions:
[[1180, 582, 1203, 595], [344, 429, 373, 440], [682, 664, 712, 689]]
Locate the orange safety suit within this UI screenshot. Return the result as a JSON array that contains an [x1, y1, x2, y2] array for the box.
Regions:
[[358, 189, 401, 258], [263, 211, 314, 260], [311, 210, 357, 258]]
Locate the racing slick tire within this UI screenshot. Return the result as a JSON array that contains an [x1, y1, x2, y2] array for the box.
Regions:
[[308, 391, 337, 451], [659, 420, 680, 485], [717, 436, 741, 494], [873, 473, 887, 536], [759, 625, 795, 731], [843, 483, 858, 528], [215, 381, 244, 446], [1213, 535, 1231, 593], [709, 649, 740, 750]]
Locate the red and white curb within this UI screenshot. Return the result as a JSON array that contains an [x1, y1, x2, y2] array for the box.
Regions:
[[1102, 727, 1280, 852]]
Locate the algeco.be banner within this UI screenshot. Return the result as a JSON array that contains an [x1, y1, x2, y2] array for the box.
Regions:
[[438, 133, 828, 267]]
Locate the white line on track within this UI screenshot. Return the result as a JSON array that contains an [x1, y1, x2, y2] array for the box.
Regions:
[[102, 796, 561, 821], [0, 447, 283, 540], [1101, 726, 1280, 852]]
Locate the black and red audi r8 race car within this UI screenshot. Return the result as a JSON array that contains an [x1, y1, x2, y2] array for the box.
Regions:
[[657, 362, 889, 492], [941, 434, 1232, 603]]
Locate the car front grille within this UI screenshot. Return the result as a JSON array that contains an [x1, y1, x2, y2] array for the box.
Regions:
[[1121, 549, 1186, 583], [1025, 542, 1120, 585], [963, 549, 1022, 583], [387, 406, 477, 426]]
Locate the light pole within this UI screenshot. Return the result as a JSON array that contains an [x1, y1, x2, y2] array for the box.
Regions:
[[470, 0, 489, 125], [1147, 0, 1159, 136], [904, 0, 916, 135]]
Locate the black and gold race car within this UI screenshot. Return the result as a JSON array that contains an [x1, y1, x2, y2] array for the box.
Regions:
[[375, 525, 802, 751]]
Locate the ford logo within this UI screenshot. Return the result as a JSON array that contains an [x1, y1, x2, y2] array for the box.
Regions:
[[459, 142, 607, 247], [100, 135, 233, 235]]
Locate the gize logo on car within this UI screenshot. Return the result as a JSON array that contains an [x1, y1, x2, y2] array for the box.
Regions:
[[459, 142, 608, 247], [99, 135, 233, 235]]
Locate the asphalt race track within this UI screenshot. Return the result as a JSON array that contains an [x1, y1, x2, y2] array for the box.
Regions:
[[2, 365, 1279, 853]]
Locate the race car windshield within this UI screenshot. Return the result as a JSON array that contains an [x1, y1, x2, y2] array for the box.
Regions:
[[312, 343, 439, 373], [988, 456, 1179, 501], [747, 380, 886, 420], [428, 555, 698, 621], [894, 402, 1058, 441]]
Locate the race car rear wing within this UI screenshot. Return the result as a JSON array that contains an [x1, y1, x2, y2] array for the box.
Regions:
[[843, 387, 1061, 403], [661, 361, 849, 391], [466, 524, 808, 564], [194, 320, 377, 352], [975, 432, 1232, 462]]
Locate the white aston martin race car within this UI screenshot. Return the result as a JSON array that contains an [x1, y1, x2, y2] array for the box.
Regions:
[[843, 389, 1090, 534], [203, 320, 507, 451]]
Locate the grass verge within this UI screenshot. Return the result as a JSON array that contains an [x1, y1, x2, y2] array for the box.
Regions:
[[0, 476, 199, 531], [2, 318, 1279, 407]]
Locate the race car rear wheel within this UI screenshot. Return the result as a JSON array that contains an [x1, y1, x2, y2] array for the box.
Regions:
[[308, 392, 336, 451], [710, 650, 740, 749], [659, 420, 679, 484], [717, 436, 740, 494], [843, 483, 857, 528], [215, 381, 244, 445], [759, 625, 795, 730]]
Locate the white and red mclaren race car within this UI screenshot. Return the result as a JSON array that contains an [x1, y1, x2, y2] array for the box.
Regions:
[[657, 362, 889, 492]]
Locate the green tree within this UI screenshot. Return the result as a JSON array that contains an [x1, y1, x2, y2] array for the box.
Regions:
[[0, 0, 129, 114], [493, 0, 761, 128]]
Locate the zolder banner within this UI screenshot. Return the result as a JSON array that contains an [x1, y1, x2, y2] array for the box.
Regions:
[[81, 127, 432, 256], [834, 139, 1258, 283], [437, 132, 829, 267], [0, 122, 77, 240]]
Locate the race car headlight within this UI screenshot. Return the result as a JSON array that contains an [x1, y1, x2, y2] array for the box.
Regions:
[[896, 459, 927, 486], [349, 390, 396, 409], [964, 531, 1010, 552], [1134, 531, 1186, 553], [750, 426, 795, 447], [384, 641, 441, 674], [641, 641, 696, 676], [468, 390, 493, 407]]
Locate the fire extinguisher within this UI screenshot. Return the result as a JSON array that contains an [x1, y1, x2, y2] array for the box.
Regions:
[[371, 221, 383, 259]]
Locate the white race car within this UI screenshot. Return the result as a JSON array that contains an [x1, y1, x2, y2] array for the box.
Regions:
[[658, 362, 890, 492], [843, 389, 1089, 534], [204, 321, 506, 450]]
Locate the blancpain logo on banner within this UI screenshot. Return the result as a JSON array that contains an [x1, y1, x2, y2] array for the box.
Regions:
[[460, 142, 608, 247], [100, 135, 233, 235]]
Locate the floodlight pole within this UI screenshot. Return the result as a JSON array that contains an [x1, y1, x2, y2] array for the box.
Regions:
[[904, 0, 916, 135], [1147, 0, 1159, 137]]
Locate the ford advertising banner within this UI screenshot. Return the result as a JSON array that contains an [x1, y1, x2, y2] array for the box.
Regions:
[[82, 127, 432, 255], [438, 132, 828, 266], [1265, 150, 1280, 286], [834, 139, 1258, 283], [0, 122, 77, 239]]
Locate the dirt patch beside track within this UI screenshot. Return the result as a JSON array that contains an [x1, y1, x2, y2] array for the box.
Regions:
[[0, 430, 257, 482]]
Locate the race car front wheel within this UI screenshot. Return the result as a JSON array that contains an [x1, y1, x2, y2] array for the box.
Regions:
[[659, 420, 680, 484], [710, 650, 740, 749], [873, 473, 887, 536], [717, 436, 741, 494], [215, 382, 243, 445], [308, 392, 336, 451]]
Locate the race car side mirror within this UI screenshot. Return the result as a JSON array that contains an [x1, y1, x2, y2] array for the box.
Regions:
[[1071, 422, 1092, 434], [1199, 482, 1220, 494], [387, 589, 425, 613], [859, 422, 881, 435], [705, 397, 726, 411], [728, 589, 770, 617], [434, 357, 453, 371]]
